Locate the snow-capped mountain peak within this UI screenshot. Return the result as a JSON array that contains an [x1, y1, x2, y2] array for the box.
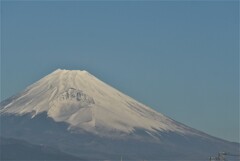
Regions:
[[1, 69, 239, 160], [1, 69, 194, 137]]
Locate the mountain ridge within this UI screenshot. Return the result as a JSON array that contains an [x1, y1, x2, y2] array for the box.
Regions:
[[0, 69, 196, 138], [0, 69, 239, 159], [0, 137, 82, 160]]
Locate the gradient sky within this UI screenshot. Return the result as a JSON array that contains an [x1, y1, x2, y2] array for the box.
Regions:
[[1, 1, 239, 142]]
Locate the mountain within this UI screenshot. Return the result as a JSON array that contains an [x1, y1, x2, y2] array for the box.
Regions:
[[0, 69, 239, 160], [0, 137, 81, 160]]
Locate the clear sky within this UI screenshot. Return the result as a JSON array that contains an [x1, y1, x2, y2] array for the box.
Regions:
[[1, 1, 239, 142]]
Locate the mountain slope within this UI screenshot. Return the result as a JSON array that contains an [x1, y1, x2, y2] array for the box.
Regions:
[[1, 69, 190, 136], [0, 69, 239, 159], [2, 112, 238, 160], [0, 137, 82, 160]]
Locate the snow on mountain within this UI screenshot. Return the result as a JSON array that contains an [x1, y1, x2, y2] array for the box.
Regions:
[[1, 69, 239, 160], [1, 69, 196, 137]]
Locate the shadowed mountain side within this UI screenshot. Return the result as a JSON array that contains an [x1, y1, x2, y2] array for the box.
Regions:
[[1, 112, 239, 160], [0, 137, 82, 160]]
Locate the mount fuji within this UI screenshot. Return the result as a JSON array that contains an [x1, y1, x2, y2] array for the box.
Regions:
[[0, 69, 239, 160]]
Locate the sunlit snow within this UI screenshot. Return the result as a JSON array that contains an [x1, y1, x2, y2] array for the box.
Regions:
[[0, 69, 198, 137]]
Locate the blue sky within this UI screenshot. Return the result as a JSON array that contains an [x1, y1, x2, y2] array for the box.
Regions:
[[1, 1, 239, 142]]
